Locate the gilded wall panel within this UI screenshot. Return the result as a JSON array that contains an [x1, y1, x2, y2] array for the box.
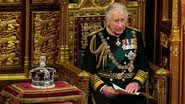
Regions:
[[0, 12, 21, 66], [32, 11, 59, 65]]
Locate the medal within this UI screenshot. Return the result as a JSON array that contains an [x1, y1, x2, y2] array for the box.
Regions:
[[127, 51, 136, 60], [128, 64, 134, 72], [116, 37, 121, 46]]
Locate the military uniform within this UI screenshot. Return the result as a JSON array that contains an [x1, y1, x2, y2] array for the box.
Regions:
[[82, 27, 153, 104]]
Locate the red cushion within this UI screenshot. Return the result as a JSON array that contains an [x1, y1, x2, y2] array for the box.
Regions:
[[1, 81, 82, 104]]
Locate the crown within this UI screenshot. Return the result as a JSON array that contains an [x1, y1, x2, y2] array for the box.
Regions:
[[30, 55, 56, 89]]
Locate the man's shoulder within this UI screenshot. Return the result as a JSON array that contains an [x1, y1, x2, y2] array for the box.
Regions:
[[88, 27, 105, 37], [126, 26, 141, 33]]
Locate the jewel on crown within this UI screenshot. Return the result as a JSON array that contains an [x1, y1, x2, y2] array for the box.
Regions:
[[30, 55, 56, 89]]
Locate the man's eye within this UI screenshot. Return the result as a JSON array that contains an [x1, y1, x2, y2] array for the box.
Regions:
[[114, 20, 119, 23], [121, 19, 125, 22]]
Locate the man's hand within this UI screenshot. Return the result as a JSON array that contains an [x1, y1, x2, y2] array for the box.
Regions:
[[101, 86, 116, 97], [125, 82, 140, 93]]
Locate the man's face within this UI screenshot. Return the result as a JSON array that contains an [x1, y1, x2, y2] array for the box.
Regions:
[[108, 10, 127, 35]]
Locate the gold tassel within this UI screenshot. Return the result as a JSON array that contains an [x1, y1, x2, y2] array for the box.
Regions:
[[90, 35, 108, 69], [102, 51, 107, 69], [96, 47, 106, 68], [90, 35, 104, 54]]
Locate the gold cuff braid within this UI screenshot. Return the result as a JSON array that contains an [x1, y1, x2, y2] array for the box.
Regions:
[[90, 74, 104, 91], [133, 70, 148, 84]]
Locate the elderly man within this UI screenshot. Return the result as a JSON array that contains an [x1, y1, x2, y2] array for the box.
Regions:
[[82, 2, 153, 104]]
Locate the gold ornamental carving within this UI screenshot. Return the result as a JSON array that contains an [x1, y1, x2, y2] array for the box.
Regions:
[[169, 0, 180, 57], [0, 0, 21, 4], [80, 18, 104, 49], [0, 12, 21, 66], [170, 0, 180, 42], [68, 0, 84, 9], [160, 32, 169, 48], [92, 0, 114, 8], [32, 11, 59, 65], [32, 0, 56, 3], [170, 46, 179, 56]]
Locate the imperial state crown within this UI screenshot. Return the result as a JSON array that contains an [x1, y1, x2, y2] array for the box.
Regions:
[[30, 55, 56, 89]]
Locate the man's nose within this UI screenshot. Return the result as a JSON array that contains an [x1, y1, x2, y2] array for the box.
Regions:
[[117, 22, 124, 27]]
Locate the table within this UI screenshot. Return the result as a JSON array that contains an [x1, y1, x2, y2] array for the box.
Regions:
[[1, 81, 83, 104]]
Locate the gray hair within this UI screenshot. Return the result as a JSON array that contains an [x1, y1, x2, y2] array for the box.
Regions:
[[105, 2, 128, 22]]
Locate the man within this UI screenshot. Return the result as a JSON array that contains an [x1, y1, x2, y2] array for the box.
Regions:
[[82, 2, 153, 104]]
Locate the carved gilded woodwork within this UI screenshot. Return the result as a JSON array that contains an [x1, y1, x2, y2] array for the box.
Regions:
[[31, 11, 60, 65], [127, 7, 139, 29], [155, 68, 169, 104], [127, 0, 146, 36], [68, 4, 109, 64], [170, 0, 180, 42], [69, 0, 114, 9], [170, 45, 179, 56], [68, 0, 84, 8], [77, 17, 105, 50], [0, 12, 21, 66], [91, 0, 114, 8], [160, 32, 169, 48], [58, 0, 69, 63], [169, 0, 181, 104], [32, 0, 57, 3], [0, 0, 21, 4]]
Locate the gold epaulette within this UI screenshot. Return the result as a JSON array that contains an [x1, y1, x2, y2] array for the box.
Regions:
[[90, 74, 104, 91], [88, 27, 105, 37], [133, 70, 148, 85], [126, 26, 141, 32]]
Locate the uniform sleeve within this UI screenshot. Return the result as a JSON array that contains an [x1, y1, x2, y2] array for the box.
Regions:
[[132, 31, 154, 86], [81, 35, 106, 91]]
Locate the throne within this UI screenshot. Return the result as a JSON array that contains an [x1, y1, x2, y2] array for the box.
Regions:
[[57, 1, 169, 104]]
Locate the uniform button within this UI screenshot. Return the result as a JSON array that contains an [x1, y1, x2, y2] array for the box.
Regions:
[[122, 79, 125, 81]]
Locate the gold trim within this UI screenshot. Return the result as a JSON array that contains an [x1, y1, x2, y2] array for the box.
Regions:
[[156, 68, 169, 75], [12, 84, 79, 93], [93, 80, 104, 91], [90, 74, 104, 90], [24, 0, 30, 78], [0, 74, 58, 81], [133, 70, 148, 84], [20, 95, 82, 103], [170, 45, 179, 56], [0, 73, 30, 81], [68, 0, 85, 9], [91, 0, 114, 8], [127, 1, 138, 7]]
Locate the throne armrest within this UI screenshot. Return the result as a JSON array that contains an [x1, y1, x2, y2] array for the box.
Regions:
[[149, 63, 170, 104], [58, 62, 90, 104]]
